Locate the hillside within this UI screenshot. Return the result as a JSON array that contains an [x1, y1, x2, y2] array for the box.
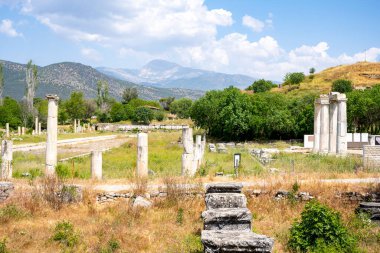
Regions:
[[0, 60, 205, 101], [275, 61, 380, 94], [97, 59, 256, 91]]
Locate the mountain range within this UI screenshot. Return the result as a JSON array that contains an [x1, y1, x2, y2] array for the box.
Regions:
[[0, 60, 205, 101], [97, 59, 256, 91]]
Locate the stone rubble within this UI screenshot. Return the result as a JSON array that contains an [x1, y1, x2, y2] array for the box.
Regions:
[[201, 182, 274, 253], [132, 196, 152, 208], [356, 202, 380, 225], [0, 182, 14, 202]]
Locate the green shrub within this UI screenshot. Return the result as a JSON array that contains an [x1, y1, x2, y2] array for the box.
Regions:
[[0, 238, 9, 253], [100, 238, 120, 253], [332, 79, 353, 93], [52, 220, 79, 248], [287, 200, 357, 252], [183, 234, 203, 253], [176, 208, 184, 225], [0, 204, 27, 223], [56, 163, 71, 179], [133, 106, 154, 124], [155, 111, 166, 121]]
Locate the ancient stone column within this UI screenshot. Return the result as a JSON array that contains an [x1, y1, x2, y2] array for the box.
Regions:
[[329, 93, 338, 154], [38, 123, 42, 135], [337, 93, 347, 155], [78, 120, 81, 133], [182, 127, 193, 154], [35, 117, 39, 135], [17, 126, 21, 136], [313, 99, 321, 153], [1, 140, 13, 180], [319, 95, 330, 153], [91, 150, 102, 180], [137, 133, 148, 177], [194, 135, 202, 173], [182, 127, 194, 176], [21, 127, 25, 136], [5, 123, 9, 138], [45, 94, 59, 176], [74, 119, 77, 133]]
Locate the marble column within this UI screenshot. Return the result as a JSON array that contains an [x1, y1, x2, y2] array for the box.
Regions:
[[21, 127, 25, 135], [319, 95, 330, 153], [38, 123, 42, 135], [337, 93, 348, 155], [194, 135, 202, 173], [1, 140, 13, 180], [182, 127, 193, 154], [182, 127, 194, 176], [313, 99, 321, 153], [17, 126, 21, 136], [329, 93, 338, 154], [91, 150, 102, 180], [74, 119, 77, 133], [45, 94, 59, 176], [137, 133, 148, 177]]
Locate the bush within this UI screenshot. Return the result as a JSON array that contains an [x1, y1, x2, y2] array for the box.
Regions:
[[0, 204, 27, 223], [52, 220, 79, 248], [155, 111, 166, 121], [246, 79, 277, 93], [0, 238, 9, 253], [332, 79, 354, 93], [284, 72, 305, 86], [288, 200, 357, 252], [56, 163, 71, 179], [133, 106, 154, 124]]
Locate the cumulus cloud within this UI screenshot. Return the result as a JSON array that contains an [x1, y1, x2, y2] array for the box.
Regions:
[[242, 14, 272, 33], [2, 1, 379, 81], [0, 19, 22, 37]]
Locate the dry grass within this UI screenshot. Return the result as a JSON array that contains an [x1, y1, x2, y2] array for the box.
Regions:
[[1, 181, 379, 252], [273, 61, 380, 95]]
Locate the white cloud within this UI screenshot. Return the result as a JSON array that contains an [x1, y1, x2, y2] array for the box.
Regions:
[[81, 48, 102, 62], [242, 14, 272, 33], [0, 19, 22, 37], [242, 15, 265, 32], [2, 1, 379, 81]]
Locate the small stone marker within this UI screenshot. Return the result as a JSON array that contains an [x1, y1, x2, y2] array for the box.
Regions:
[[209, 143, 217, 152], [137, 132, 148, 177], [1, 140, 13, 180], [201, 182, 274, 252], [0, 182, 14, 202], [91, 150, 102, 180], [5, 123, 9, 138]]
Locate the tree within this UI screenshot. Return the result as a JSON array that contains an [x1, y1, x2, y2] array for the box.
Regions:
[[170, 98, 192, 118], [159, 97, 175, 110], [110, 102, 126, 122], [122, 87, 138, 104], [65, 92, 86, 120], [246, 79, 277, 93], [284, 72, 305, 86], [0, 63, 4, 106], [309, 68, 316, 75], [97, 80, 110, 109], [25, 60, 38, 114], [0, 97, 22, 128], [332, 79, 353, 93], [133, 106, 154, 124]]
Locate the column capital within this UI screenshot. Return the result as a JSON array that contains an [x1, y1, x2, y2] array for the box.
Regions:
[[316, 95, 330, 105], [46, 94, 59, 101]]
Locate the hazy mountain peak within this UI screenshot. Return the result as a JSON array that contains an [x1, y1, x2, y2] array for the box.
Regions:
[[142, 59, 180, 71]]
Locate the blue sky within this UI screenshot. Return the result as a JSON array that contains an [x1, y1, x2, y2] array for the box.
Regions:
[[0, 0, 379, 80]]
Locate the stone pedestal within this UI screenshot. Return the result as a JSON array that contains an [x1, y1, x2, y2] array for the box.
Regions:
[[201, 183, 274, 252], [137, 133, 148, 177], [45, 94, 59, 176], [91, 150, 102, 180], [1, 140, 13, 180]]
